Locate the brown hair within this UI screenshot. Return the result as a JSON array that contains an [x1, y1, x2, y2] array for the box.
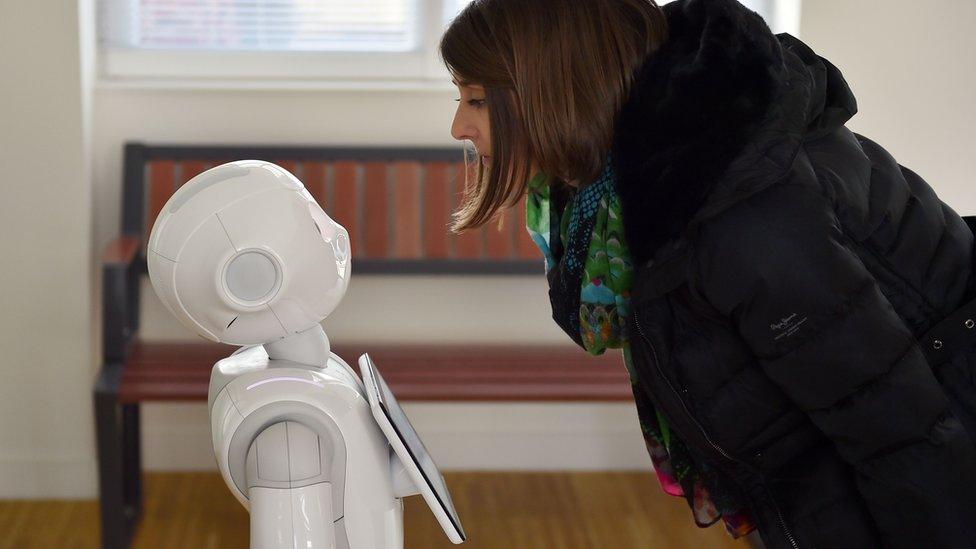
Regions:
[[440, 0, 668, 233]]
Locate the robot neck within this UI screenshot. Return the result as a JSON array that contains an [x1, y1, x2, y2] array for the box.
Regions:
[[263, 324, 331, 367]]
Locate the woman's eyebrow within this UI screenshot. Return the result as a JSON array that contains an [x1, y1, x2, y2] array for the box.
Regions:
[[451, 78, 483, 91]]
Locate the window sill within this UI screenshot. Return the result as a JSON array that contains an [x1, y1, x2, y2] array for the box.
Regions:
[[95, 77, 457, 93]]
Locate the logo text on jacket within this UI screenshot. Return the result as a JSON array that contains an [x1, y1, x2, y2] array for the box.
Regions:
[[770, 313, 808, 340]]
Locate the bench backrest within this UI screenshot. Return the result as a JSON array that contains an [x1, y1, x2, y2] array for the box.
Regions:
[[121, 142, 542, 274]]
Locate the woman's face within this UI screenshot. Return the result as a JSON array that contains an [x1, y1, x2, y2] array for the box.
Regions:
[[450, 79, 491, 166]]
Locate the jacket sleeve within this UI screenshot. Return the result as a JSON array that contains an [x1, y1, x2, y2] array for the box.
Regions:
[[694, 183, 976, 547]]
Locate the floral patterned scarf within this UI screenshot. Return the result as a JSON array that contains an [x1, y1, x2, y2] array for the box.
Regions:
[[524, 157, 757, 538]]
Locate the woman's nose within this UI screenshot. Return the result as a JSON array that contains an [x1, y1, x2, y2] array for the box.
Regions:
[[451, 110, 476, 142]]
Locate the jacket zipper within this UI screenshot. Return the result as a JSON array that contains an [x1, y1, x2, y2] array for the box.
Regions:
[[762, 476, 800, 549], [632, 309, 800, 549]]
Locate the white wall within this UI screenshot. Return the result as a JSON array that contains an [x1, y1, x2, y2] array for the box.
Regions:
[[799, 0, 976, 213], [0, 0, 96, 498], [3, 0, 976, 498]]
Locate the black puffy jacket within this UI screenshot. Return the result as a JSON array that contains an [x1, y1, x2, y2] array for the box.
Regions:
[[609, 1, 976, 548]]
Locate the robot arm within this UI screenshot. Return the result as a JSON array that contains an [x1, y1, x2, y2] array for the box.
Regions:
[[246, 420, 419, 548], [246, 421, 336, 549]]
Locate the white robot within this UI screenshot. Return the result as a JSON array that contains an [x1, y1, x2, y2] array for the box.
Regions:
[[146, 160, 466, 548]]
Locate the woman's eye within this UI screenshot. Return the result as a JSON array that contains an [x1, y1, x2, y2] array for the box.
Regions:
[[453, 98, 485, 109]]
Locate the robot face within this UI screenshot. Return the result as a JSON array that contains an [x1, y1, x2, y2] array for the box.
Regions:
[[147, 160, 350, 346]]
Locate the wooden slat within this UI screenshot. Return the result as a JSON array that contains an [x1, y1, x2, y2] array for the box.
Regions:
[[393, 161, 422, 259], [180, 160, 208, 186], [452, 161, 483, 259], [118, 342, 631, 403], [363, 161, 389, 258], [423, 161, 450, 259], [515, 193, 541, 259], [134, 149, 541, 269], [101, 235, 140, 266], [273, 159, 298, 178], [485, 212, 513, 259], [503, 195, 522, 258], [304, 161, 328, 209], [454, 228, 484, 259], [331, 161, 359, 258], [145, 160, 175, 239]]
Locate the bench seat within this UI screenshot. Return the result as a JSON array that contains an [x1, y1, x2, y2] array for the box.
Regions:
[[119, 342, 631, 403]]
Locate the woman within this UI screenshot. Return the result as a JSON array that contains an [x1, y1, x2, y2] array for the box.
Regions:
[[441, 0, 976, 548]]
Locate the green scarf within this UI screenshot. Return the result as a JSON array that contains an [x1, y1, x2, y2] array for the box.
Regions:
[[524, 161, 757, 537]]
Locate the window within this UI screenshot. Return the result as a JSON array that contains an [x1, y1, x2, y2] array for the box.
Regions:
[[443, 0, 468, 23], [101, 0, 420, 52], [97, 0, 460, 83], [97, 0, 800, 86]]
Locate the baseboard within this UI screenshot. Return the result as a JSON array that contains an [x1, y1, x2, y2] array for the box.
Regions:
[[0, 457, 97, 499]]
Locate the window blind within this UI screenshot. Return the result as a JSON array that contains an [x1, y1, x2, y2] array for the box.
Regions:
[[98, 0, 420, 52]]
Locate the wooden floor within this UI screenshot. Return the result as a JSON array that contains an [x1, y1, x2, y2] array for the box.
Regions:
[[0, 472, 756, 548]]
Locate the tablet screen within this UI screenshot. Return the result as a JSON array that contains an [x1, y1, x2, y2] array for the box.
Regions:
[[359, 354, 465, 541]]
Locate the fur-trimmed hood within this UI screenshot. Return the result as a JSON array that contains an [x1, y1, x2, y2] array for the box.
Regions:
[[610, 0, 858, 269]]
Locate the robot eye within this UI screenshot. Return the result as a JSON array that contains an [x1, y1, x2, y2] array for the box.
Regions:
[[333, 233, 348, 262], [224, 250, 282, 305]]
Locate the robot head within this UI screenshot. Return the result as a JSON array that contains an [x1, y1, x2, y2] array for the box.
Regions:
[[147, 160, 350, 346]]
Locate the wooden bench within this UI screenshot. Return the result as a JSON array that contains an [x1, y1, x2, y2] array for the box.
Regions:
[[94, 142, 631, 549]]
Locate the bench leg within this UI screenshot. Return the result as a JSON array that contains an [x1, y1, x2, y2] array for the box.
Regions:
[[95, 367, 142, 549], [122, 404, 143, 518]]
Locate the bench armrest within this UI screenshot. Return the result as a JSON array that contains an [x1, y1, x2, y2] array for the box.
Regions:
[[102, 235, 140, 267], [963, 215, 976, 236], [102, 235, 142, 363]]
